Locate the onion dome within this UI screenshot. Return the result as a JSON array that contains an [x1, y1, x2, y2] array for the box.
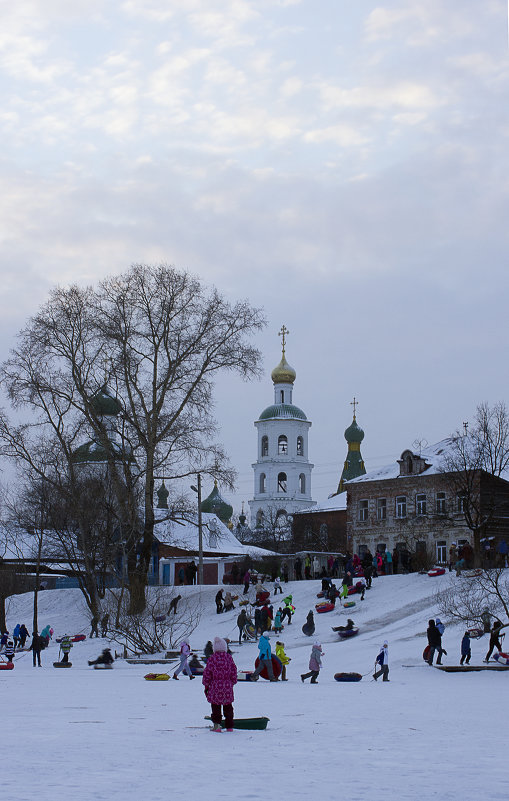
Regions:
[[258, 403, 307, 421], [271, 355, 296, 385], [90, 384, 122, 417], [200, 481, 233, 525], [344, 416, 364, 444], [157, 481, 169, 509]]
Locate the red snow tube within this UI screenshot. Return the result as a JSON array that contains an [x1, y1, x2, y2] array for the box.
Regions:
[[56, 634, 86, 643], [428, 568, 446, 577], [334, 672, 362, 682], [253, 655, 282, 680], [255, 591, 270, 605], [347, 582, 364, 595], [315, 602, 335, 613], [0, 662, 14, 670]]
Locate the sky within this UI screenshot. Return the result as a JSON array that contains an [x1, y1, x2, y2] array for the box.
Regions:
[[1, 0, 509, 520]]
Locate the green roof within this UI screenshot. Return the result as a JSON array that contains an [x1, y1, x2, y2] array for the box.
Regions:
[[201, 483, 233, 524], [71, 439, 132, 465], [90, 385, 122, 417], [258, 403, 307, 421]]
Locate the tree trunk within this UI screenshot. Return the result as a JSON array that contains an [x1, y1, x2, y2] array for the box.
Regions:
[[127, 571, 147, 615], [0, 595, 6, 633]]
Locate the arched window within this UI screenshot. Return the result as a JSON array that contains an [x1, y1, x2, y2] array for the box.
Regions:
[[278, 435, 288, 455], [280, 389, 285, 403], [297, 436, 304, 456], [278, 472, 287, 493], [256, 510, 264, 528], [261, 435, 268, 457], [259, 473, 266, 493], [299, 473, 306, 493]]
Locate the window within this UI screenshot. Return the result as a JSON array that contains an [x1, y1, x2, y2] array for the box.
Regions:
[[278, 472, 287, 493], [436, 540, 447, 563], [359, 499, 369, 522], [299, 473, 306, 493], [278, 434, 288, 455], [297, 436, 304, 456], [396, 496, 407, 518], [436, 492, 446, 515], [259, 473, 266, 493], [416, 494, 427, 516], [457, 492, 466, 514], [280, 390, 285, 403], [261, 436, 268, 457], [377, 498, 387, 520], [256, 510, 264, 528]]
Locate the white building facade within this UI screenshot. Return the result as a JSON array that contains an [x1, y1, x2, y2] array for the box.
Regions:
[[249, 341, 315, 527]]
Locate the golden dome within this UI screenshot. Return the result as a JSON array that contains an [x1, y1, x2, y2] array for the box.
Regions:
[[271, 354, 296, 384]]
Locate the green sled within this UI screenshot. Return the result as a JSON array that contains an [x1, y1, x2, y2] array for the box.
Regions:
[[205, 716, 269, 730]]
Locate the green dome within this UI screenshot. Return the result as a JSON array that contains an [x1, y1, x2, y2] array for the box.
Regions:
[[71, 439, 131, 465], [344, 417, 364, 444], [258, 403, 307, 421], [90, 385, 122, 417], [200, 482, 233, 524]]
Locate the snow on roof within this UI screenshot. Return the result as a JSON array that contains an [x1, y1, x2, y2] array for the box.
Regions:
[[154, 510, 275, 557], [296, 491, 347, 514], [346, 438, 455, 484]]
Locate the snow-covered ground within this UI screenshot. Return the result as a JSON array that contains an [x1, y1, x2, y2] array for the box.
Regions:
[[2, 572, 507, 801]]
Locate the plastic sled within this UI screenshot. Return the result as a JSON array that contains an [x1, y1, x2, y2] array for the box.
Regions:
[[205, 716, 269, 730], [334, 672, 362, 682], [53, 662, 72, 668], [56, 634, 86, 643], [423, 645, 431, 662], [337, 627, 359, 639], [468, 628, 484, 639], [0, 662, 14, 670], [428, 568, 446, 577], [144, 673, 170, 681]]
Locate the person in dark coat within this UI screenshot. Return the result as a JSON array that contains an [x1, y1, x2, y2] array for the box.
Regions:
[[90, 616, 99, 638], [427, 619, 445, 665], [460, 631, 471, 665], [242, 570, 250, 594], [484, 620, 504, 662], [215, 589, 224, 614], [237, 609, 248, 645], [204, 641, 214, 662], [88, 648, 114, 667], [30, 631, 43, 667], [294, 558, 303, 581], [101, 614, 110, 637], [19, 624, 29, 649], [168, 595, 182, 615]]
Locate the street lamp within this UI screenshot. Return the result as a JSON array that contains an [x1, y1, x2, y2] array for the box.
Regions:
[[190, 473, 203, 585]]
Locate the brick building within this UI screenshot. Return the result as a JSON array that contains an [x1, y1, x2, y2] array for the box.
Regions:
[[345, 439, 509, 566]]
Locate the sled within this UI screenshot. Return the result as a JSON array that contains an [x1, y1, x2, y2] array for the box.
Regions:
[[255, 591, 270, 605], [337, 627, 359, 639], [343, 601, 356, 608], [334, 672, 362, 682], [94, 664, 113, 669], [239, 600, 250, 607], [347, 583, 364, 596], [494, 652, 509, 666], [468, 628, 484, 639], [56, 634, 86, 643], [428, 568, 446, 577], [205, 715, 269, 730], [0, 662, 14, 670], [423, 645, 431, 662], [315, 602, 335, 614], [253, 654, 283, 680], [144, 673, 170, 681], [53, 662, 72, 668]]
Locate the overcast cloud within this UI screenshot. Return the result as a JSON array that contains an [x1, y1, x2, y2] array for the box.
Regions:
[[1, 0, 508, 517]]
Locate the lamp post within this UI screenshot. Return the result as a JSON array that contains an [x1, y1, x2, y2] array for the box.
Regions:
[[190, 473, 203, 585]]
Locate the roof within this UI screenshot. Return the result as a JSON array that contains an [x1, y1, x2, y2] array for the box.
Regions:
[[153, 510, 275, 557], [258, 403, 307, 421], [295, 492, 347, 515], [346, 438, 455, 484]]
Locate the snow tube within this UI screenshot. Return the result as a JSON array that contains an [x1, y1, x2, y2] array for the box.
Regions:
[[468, 628, 484, 639], [302, 623, 315, 637], [347, 583, 364, 595], [56, 634, 86, 643], [315, 602, 335, 613], [493, 652, 509, 666], [316, 591, 325, 598], [428, 568, 446, 577], [144, 673, 170, 681], [343, 601, 356, 608], [0, 662, 14, 670], [334, 672, 362, 682], [338, 627, 359, 639], [255, 591, 270, 605], [53, 662, 72, 668], [423, 645, 431, 662], [253, 655, 282, 680]]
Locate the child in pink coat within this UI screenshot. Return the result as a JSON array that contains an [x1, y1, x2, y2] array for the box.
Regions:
[[202, 636, 238, 732]]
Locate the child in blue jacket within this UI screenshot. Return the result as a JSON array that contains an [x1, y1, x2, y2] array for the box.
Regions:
[[460, 631, 471, 665]]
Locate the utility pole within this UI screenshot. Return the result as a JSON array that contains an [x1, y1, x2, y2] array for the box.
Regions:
[[197, 473, 203, 585]]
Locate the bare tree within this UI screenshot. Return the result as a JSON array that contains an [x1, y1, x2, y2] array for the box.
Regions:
[[436, 569, 509, 627], [0, 264, 265, 613], [242, 504, 291, 552]]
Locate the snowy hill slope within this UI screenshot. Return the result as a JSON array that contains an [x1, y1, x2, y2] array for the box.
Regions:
[[2, 573, 507, 801]]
